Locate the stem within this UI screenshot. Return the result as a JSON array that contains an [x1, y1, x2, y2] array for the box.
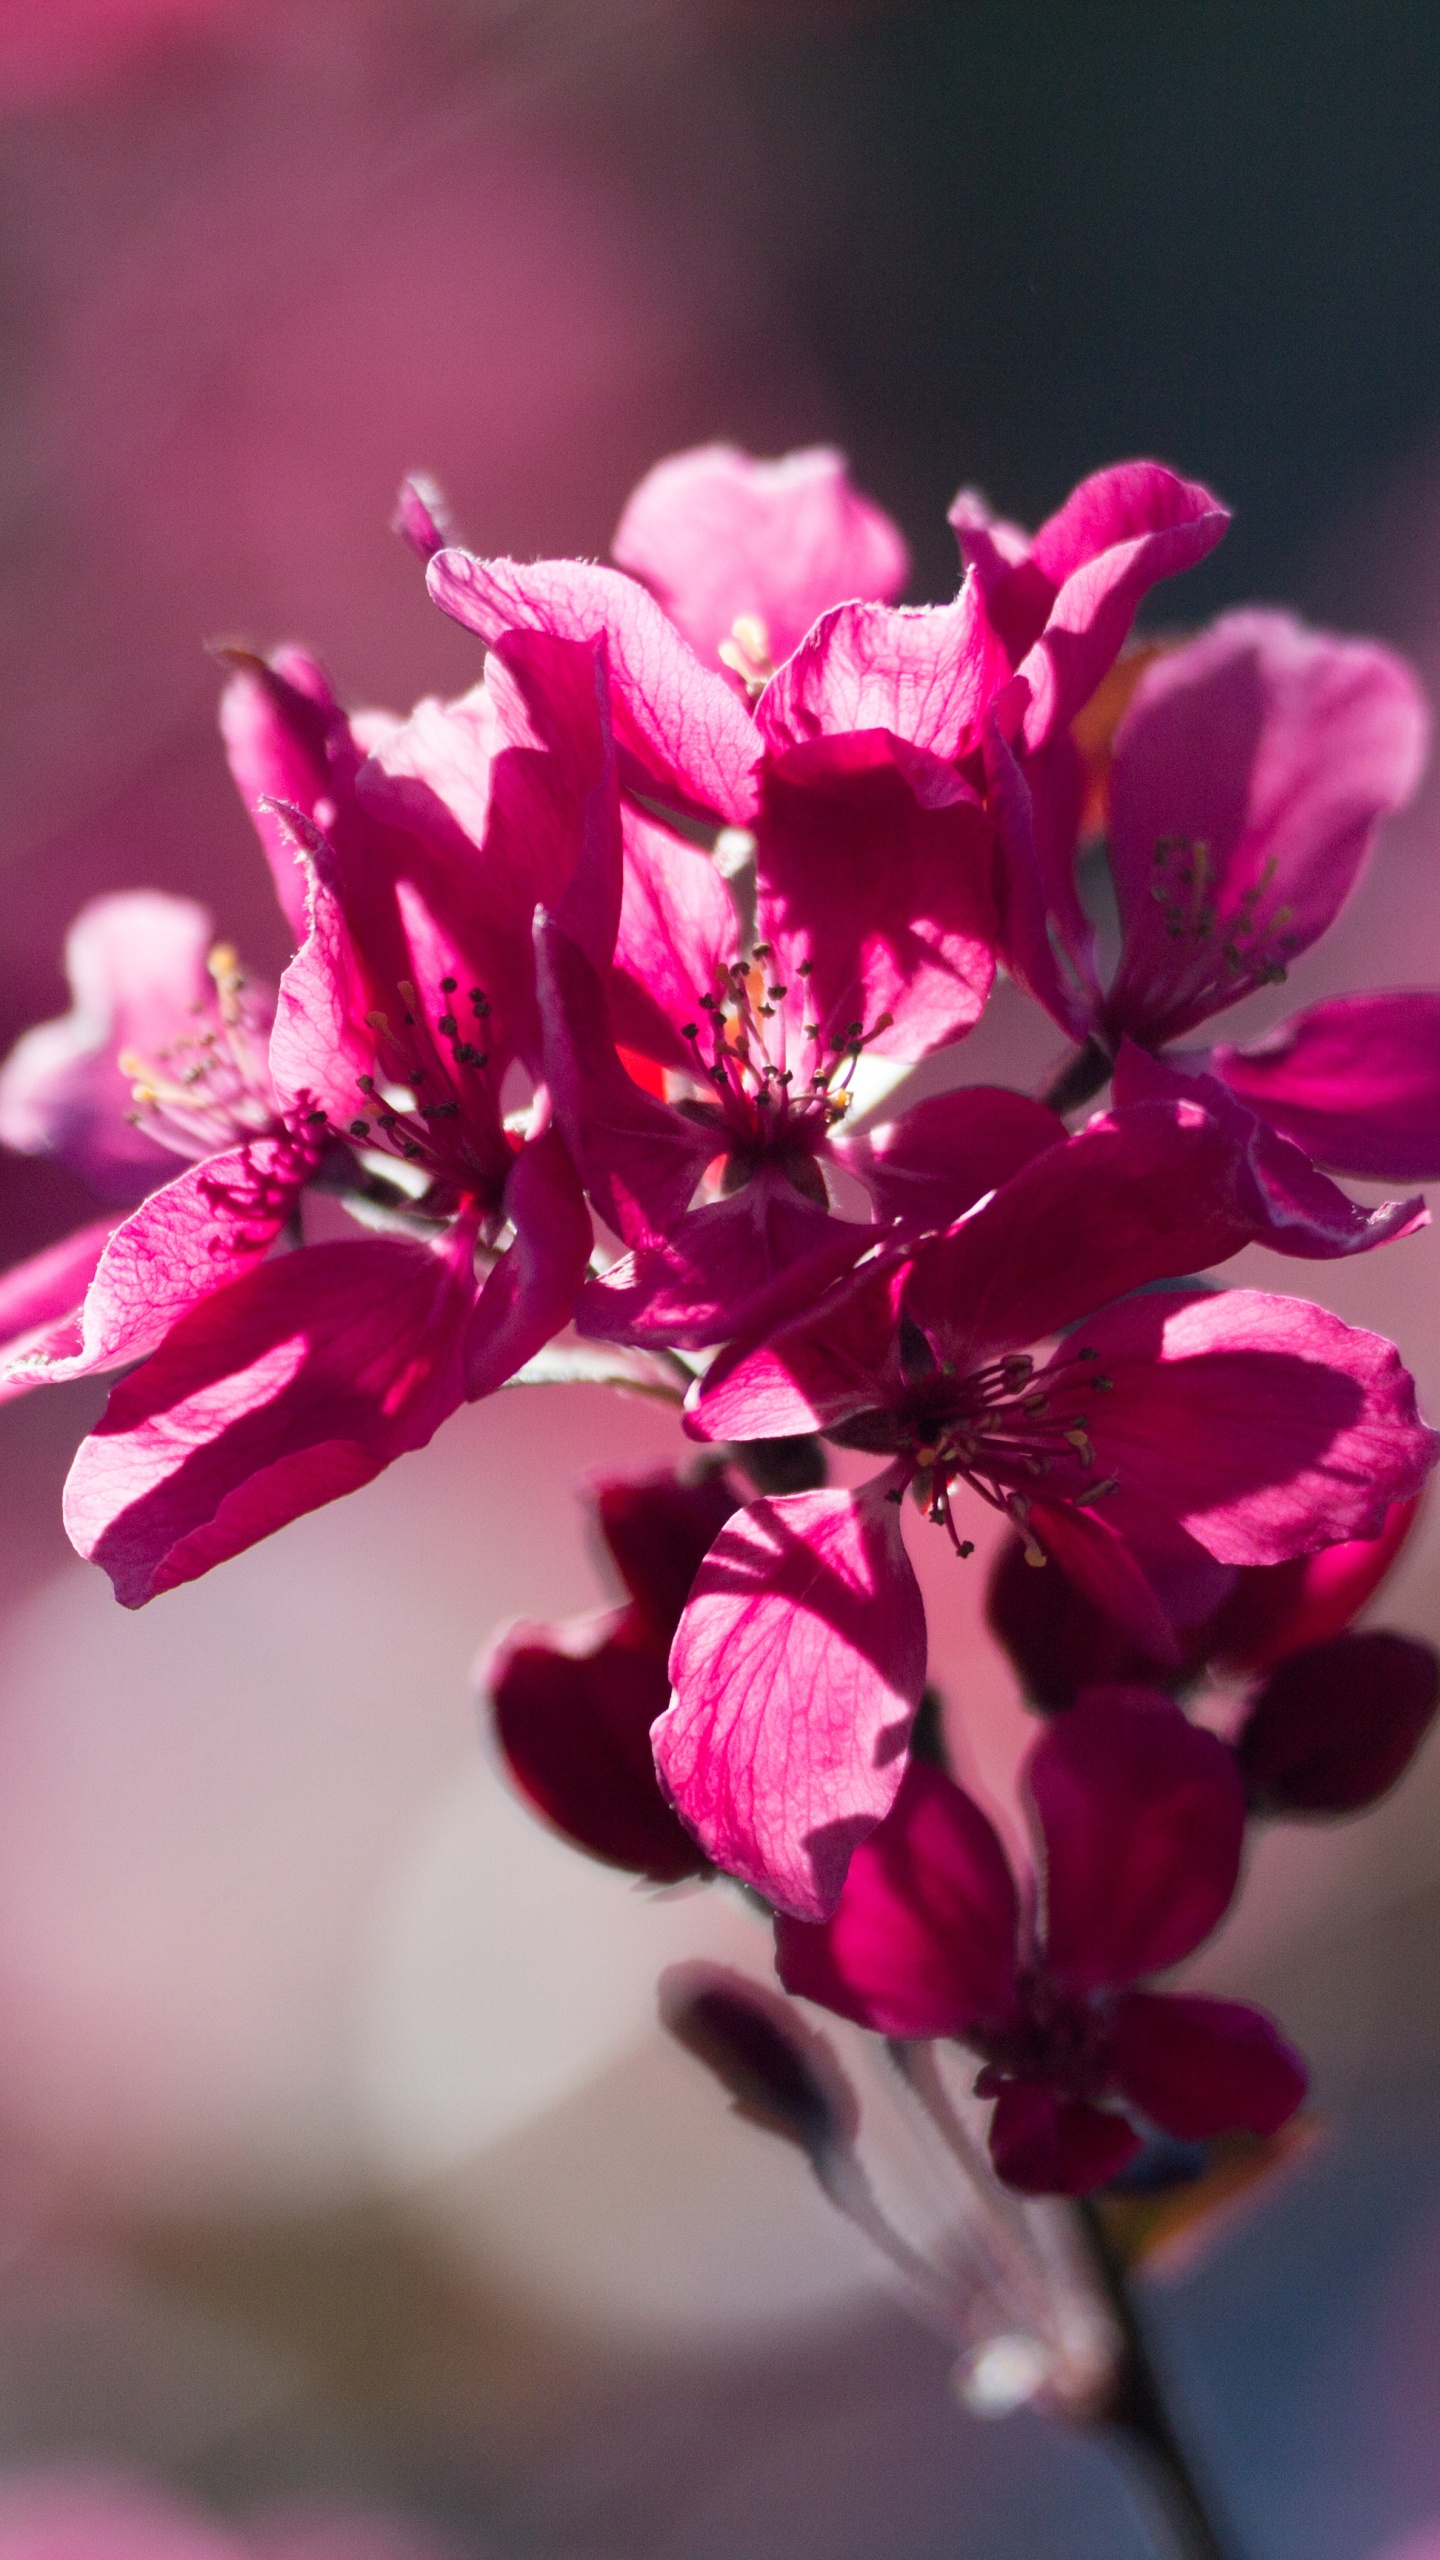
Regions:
[[1040, 1037, 1112, 1115], [1075, 2198, 1249, 2560]]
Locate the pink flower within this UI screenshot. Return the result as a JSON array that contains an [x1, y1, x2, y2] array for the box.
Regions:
[[657, 1099, 1440, 1916], [776, 1691, 1308, 2194], [483, 1465, 739, 1881], [425, 456, 1227, 835], [990, 606, 1434, 1236], [53, 628, 611, 1604], [539, 729, 1024, 1345], [610, 441, 910, 682]]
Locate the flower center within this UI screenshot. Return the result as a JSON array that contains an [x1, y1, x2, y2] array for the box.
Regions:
[[717, 613, 776, 700], [339, 972, 512, 1209], [676, 944, 892, 1194], [1129, 835, 1300, 1024], [973, 1967, 1113, 2104], [121, 944, 280, 1160]]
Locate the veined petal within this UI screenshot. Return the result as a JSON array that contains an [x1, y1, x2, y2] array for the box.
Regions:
[[0, 1217, 121, 1404], [218, 645, 355, 945], [1104, 613, 1428, 1049], [607, 808, 735, 1068], [535, 914, 714, 1244], [687, 1253, 909, 1444], [831, 1085, 1065, 1233], [1211, 989, 1440, 1182], [900, 1096, 1257, 1375], [656, 1479, 927, 1918], [755, 584, 1011, 764], [987, 2083, 1141, 2196], [578, 1177, 869, 1351], [0, 892, 219, 1200], [612, 441, 909, 674], [754, 730, 998, 1062], [0, 1135, 315, 1394], [1027, 1688, 1246, 1991], [426, 549, 758, 827], [1066, 1287, 1440, 1566], [775, 1759, 1019, 2038], [64, 1226, 479, 1607], [1110, 1992, 1307, 2139]]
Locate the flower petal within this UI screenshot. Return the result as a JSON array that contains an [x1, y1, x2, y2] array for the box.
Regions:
[[612, 441, 909, 673], [0, 1217, 121, 1404], [686, 1253, 909, 1445], [1202, 1496, 1421, 1674], [536, 913, 715, 1246], [1110, 1991, 1307, 2138], [1211, 989, 1440, 1183], [484, 1610, 707, 1882], [1235, 1629, 1439, 1814], [463, 1121, 592, 1400], [755, 585, 1011, 764], [1068, 1286, 1440, 1567], [656, 1480, 927, 1918], [218, 645, 353, 945], [426, 549, 758, 826], [64, 1227, 479, 1606], [754, 730, 998, 1062], [831, 1085, 1065, 1237], [0, 892, 220, 1200], [607, 808, 735, 1069], [987, 2083, 1141, 2195], [775, 1759, 1019, 2037], [1027, 1689, 1246, 1989], [1104, 612, 1428, 1048], [594, 1466, 743, 1639], [579, 1177, 869, 1351], [900, 1095, 1258, 1375]]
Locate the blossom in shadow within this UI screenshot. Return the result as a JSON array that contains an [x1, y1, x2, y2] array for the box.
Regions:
[[776, 1691, 1308, 2194]]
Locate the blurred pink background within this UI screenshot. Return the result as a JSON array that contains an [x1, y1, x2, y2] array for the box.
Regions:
[[4, 5, 1440, 2556]]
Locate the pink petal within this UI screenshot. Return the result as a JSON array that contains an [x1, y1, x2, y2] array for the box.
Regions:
[[64, 1227, 480, 1606], [1110, 1042, 1426, 1261], [579, 1177, 869, 1351], [775, 1759, 1019, 2037], [484, 1609, 707, 1882], [218, 646, 352, 945], [1235, 1630, 1439, 1815], [1104, 612, 1428, 1048], [978, 709, 1099, 1042], [686, 1253, 909, 1445], [1010, 462, 1230, 750], [612, 441, 909, 673], [754, 730, 998, 1061], [831, 1085, 1065, 1233], [462, 1122, 592, 1399], [1027, 1689, 1246, 1989], [1065, 1286, 1440, 1567], [392, 470, 454, 563], [655, 1480, 927, 1918], [535, 915, 715, 1245], [1203, 1496, 1421, 1674], [0, 892, 220, 1200], [2, 1135, 315, 1394], [756, 584, 1012, 764], [1110, 1991, 1308, 2138], [987, 2083, 1141, 2195], [594, 1466, 743, 1640], [607, 808, 735, 1068], [426, 549, 758, 827], [0, 1217, 120, 1404], [1211, 989, 1440, 1182], [899, 1094, 1259, 1375]]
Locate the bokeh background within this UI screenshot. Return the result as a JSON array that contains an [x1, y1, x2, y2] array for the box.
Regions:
[[5, 4, 1440, 2553]]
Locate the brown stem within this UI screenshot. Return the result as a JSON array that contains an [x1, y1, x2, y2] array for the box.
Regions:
[[1040, 1037, 1113, 1116]]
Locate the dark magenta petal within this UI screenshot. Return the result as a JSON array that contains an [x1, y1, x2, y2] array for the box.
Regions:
[[426, 548, 759, 828], [219, 647, 350, 944], [536, 915, 715, 1248], [63, 1227, 482, 1607], [831, 1085, 1065, 1233], [1066, 1287, 1440, 1567], [775, 1760, 1020, 2039], [900, 1096, 1259, 1376], [1110, 1992, 1308, 2139], [687, 1252, 909, 1446], [979, 712, 1098, 1042], [1109, 1044, 1427, 1261], [1211, 990, 1440, 1182], [985, 1529, 1188, 1709], [656, 1480, 927, 1919], [463, 1122, 592, 1402], [1002, 1510, 1183, 1681], [1203, 1497, 1422, 1674], [577, 1176, 868, 1352], [1104, 612, 1427, 1050], [485, 1613, 707, 1882], [1236, 1630, 1440, 1814], [987, 2083, 1141, 2196], [594, 1466, 742, 1639], [754, 730, 998, 1064], [1027, 1690, 1245, 1990], [612, 442, 908, 674]]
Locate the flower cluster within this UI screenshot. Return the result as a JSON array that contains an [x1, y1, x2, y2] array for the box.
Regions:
[[5, 438, 1440, 2194]]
